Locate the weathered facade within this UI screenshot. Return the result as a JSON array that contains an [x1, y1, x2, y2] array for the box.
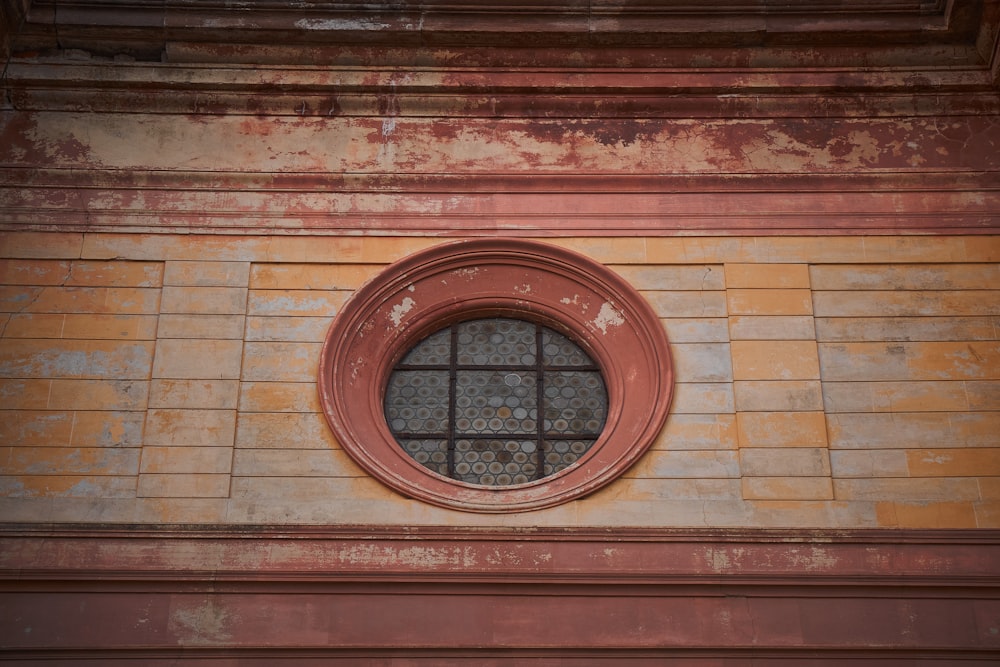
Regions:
[[2, 0, 1000, 662]]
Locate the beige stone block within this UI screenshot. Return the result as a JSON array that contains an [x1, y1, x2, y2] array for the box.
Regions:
[[810, 264, 1000, 291], [6, 446, 140, 476], [670, 382, 735, 414], [746, 500, 879, 528], [156, 314, 245, 339], [245, 316, 332, 342], [137, 473, 231, 498], [160, 286, 248, 315], [247, 289, 348, 317], [22, 286, 160, 314], [626, 450, 740, 479], [163, 261, 250, 287], [612, 264, 725, 290], [641, 291, 728, 318], [876, 501, 978, 528], [152, 339, 243, 379], [737, 411, 828, 448], [835, 477, 981, 501], [140, 446, 233, 474], [827, 412, 1000, 449], [671, 343, 733, 382], [70, 411, 145, 447], [46, 379, 149, 411], [241, 342, 322, 382], [238, 382, 321, 413], [829, 450, 909, 478], [144, 409, 236, 447], [815, 316, 997, 343], [235, 412, 338, 450], [727, 289, 813, 316], [660, 318, 730, 343], [250, 263, 381, 290], [654, 414, 738, 451], [231, 448, 359, 477], [149, 379, 239, 409], [905, 448, 1000, 477], [0, 475, 137, 498], [739, 448, 831, 477], [82, 233, 269, 262], [813, 290, 1000, 317], [731, 340, 820, 380], [729, 315, 815, 340], [0, 339, 154, 379], [725, 264, 810, 289], [0, 232, 84, 259], [733, 380, 824, 412], [742, 476, 833, 500], [0, 379, 51, 410]]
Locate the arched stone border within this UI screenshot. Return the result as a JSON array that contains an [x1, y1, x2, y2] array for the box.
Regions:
[[318, 239, 673, 512]]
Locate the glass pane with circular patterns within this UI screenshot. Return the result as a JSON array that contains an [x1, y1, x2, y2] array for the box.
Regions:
[[385, 318, 607, 486]]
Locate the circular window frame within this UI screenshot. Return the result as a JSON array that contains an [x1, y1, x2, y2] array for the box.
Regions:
[[318, 239, 673, 513]]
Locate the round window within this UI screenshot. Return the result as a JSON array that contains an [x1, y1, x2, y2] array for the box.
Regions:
[[318, 239, 673, 513], [385, 317, 608, 486]]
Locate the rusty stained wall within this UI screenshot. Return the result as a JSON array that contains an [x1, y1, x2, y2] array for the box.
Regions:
[[1, 232, 998, 528]]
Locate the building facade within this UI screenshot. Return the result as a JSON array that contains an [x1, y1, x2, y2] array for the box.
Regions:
[[2, 0, 1000, 661]]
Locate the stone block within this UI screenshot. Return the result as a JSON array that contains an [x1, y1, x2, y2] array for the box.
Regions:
[[822, 380, 971, 413], [741, 476, 833, 500], [905, 448, 1000, 477], [160, 286, 248, 315], [671, 343, 733, 382], [0, 232, 83, 259], [245, 316, 332, 342], [46, 379, 149, 410], [739, 447, 831, 477], [249, 263, 380, 290], [810, 264, 1000, 291], [235, 412, 338, 450], [727, 289, 813, 316], [139, 446, 233, 474], [627, 450, 740, 479], [612, 264, 725, 290], [736, 411, 828, 448], [148, 379, 239, 409], [815, 316, 997, 342], [163, 261, 250, 287], [733, 380, 824, 412], [0, 339, 154, 379], [654, 414, 738, 451], [827, 412, 1000, 449], [731, 340, 820, 380], [238, 382, 321, 413], [152, 339, 243, 379], [729, 315, 815, 340], [876, 501, 978, 528], [660, 317, 730, 343], [137, 473, 231, 498], [725, 263, 810, 289], [5, 446, 140, 476], [829, 450, 909, 478], [670, 382, 735, 414], [247, 289, 347, 317], [641, 291, 728, 318], [241, 342, 322, 382], [835, 477, 981, 501], [143, 409, 236, 447], [0, 475, 137, 498], [70, 411, 146, 447], [20, 287, 160, 314], [813, 290, 999, 317], [155, 314, 245, 339]]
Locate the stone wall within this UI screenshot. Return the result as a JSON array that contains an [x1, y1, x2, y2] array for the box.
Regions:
[[2, 231, 997, 528]]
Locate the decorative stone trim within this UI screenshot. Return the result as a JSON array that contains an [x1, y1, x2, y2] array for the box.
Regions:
[[318, 239, 673, 512]]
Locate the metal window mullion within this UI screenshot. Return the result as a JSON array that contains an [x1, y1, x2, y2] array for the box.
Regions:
[[447, 324, 459, 479], [534, 323, 546, 481]]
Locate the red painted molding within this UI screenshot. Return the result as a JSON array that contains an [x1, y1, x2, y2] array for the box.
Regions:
[[1, 525, 999, 661], [318, 239, 673, 512]]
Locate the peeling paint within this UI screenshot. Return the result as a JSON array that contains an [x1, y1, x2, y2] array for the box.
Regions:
[[389, 296, 416, 327], [592, 301, 624, 334]]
